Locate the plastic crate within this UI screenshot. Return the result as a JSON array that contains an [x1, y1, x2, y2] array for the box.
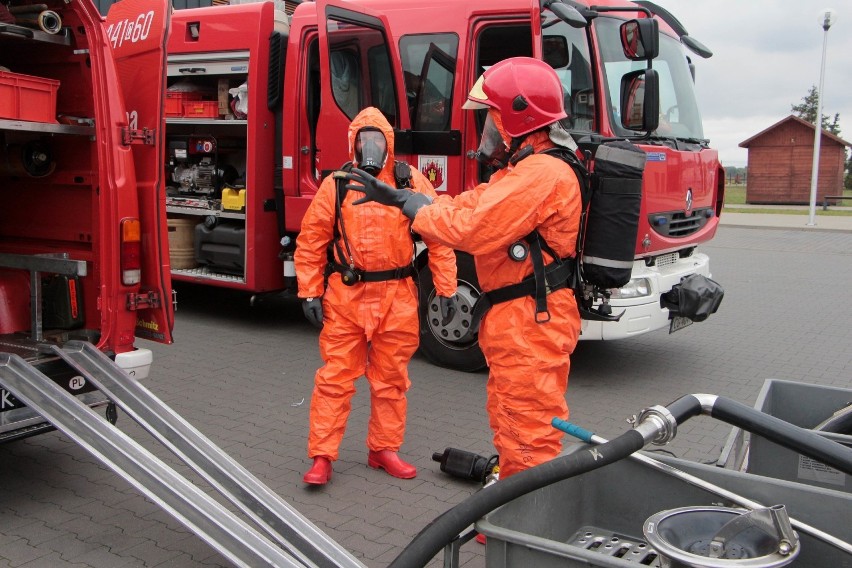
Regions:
[[718, 379, 852, 493], [477, 450, 852, 567], [0, 70, 60, 123], [183, 100, 218, 118], [165, 91, 202, 117]]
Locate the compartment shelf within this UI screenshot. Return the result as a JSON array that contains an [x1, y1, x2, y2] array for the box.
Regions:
[[166, 118, 247, 126], [0, 118, 94, 136], [166, 205, 245, 220], [0, 23, 72, 46]]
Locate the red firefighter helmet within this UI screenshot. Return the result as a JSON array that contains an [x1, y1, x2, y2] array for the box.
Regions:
[[462, 57, 567, 138]]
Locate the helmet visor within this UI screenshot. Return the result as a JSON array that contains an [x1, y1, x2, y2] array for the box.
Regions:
[[475, 113, 510, 168], [355, 129, 388, 174]]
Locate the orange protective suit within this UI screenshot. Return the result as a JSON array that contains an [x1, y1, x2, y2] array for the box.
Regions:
[[412, 129, 582, 478], [295, 107, 457, 461]]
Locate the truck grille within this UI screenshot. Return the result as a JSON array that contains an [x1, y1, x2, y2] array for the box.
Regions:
[[649, 207, 712, 238]]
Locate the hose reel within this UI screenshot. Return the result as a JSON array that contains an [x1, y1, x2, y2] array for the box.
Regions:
[[1, 140, 56, 177]]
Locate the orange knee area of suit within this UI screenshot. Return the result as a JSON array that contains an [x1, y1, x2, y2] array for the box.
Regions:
[[483, 290, 580, 478], [307, 280, 419, 460]]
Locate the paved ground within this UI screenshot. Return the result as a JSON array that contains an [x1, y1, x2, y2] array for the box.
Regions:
[[1, 217, 851, 568]]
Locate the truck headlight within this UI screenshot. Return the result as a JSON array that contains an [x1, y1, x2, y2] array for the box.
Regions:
[[609, 277, 651, 299]]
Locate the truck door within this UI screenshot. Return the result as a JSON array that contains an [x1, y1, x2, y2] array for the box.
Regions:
[[463, 20, 534, 190], [105, 0, 174, 343], [315, 0, 402, 177]]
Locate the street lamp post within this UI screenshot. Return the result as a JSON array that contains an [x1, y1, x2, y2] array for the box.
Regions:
[[807, 8, 837, 226]]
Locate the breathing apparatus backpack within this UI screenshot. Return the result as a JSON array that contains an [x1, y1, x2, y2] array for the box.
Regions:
[[542, 140, 646, 321]]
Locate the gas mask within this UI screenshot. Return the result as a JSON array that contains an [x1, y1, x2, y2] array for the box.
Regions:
[[475, 113, 511, 169], [354, 128, 388, 175]]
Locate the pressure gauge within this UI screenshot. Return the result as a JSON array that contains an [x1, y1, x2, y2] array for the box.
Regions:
[[508, 241, 529, 262]]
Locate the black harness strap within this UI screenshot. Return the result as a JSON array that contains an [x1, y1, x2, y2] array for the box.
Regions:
[[469, 241, 574, 332], [527, 232, 550, 323], [328, 261, 414, 282], [327, 161, 417, 284]]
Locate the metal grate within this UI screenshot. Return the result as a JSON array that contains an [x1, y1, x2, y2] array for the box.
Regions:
[[654, 252, 679, 267], [567, 526, 661, 566], [172, 266, 245, 283]]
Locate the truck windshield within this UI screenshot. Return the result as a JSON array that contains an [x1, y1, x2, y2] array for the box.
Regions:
[[596, 16, 705, 141]]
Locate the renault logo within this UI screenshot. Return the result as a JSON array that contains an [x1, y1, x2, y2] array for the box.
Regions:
[[685, 188, 694, 215]]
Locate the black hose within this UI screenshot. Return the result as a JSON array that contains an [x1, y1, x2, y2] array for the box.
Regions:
[[665, 394, 703, 424], [388, 429, 646, 568], [711, 396, 852, 476]]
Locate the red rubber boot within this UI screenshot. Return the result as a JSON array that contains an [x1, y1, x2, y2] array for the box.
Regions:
[[303, 456, 332, 485], [367, 450, 417, 479]]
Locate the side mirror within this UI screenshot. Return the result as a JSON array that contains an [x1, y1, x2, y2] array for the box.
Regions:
[[549, 2, 588, 29], [620, 18, 659, 60], [620, 68, 659, 132]]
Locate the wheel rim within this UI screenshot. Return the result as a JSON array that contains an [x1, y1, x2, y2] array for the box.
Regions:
[[425, 279, 480, 349]]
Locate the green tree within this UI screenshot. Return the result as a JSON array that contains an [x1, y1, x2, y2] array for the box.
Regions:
[[846, 155, 852, 191], [791, 85, 842, 135], [792, 86, 849, 192]]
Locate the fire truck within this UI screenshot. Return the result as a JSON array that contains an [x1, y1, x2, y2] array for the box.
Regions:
[[0, 0, 174, 440], [163, 0, 723, 371]]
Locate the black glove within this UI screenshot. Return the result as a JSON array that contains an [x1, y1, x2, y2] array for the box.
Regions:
[[438, 295, 457, 326], [344, 167, 432, 220], [302, 297, 324, 329]]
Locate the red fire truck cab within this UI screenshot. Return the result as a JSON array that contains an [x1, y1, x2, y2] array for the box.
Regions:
[[165, 0, 723, 371]]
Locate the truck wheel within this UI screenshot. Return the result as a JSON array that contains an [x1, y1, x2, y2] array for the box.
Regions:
[[417, 251, 486, 372]]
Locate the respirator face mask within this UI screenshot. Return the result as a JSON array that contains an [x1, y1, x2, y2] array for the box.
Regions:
[[475, 113, 511, 169], [354, 129, 388, 175]]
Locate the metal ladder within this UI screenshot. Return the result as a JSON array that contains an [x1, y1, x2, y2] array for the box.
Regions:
[[0, 340, 366, 568]]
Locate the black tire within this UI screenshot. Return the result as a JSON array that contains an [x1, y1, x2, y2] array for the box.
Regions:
[[417, 251, 487, 372]]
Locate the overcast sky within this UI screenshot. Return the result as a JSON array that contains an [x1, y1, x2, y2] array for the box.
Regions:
[[648, 1, 851, 167]]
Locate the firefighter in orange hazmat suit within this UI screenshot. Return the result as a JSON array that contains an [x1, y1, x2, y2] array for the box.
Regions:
[[345, 58, 582, 480], [295, 107, 458, 485]]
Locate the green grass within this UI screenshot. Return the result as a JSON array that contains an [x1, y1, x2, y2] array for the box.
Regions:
[[724, 184, 747, 205], [722, 184, 852, 216]]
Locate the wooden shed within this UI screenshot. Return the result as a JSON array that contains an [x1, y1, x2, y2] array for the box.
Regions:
[[739, 115, 850, 204]]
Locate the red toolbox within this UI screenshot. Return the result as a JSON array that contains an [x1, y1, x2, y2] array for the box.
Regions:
[[0, 70, 60, 123]]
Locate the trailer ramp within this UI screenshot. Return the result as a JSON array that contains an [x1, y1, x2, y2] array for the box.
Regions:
[[0, 341, 366, 568]]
